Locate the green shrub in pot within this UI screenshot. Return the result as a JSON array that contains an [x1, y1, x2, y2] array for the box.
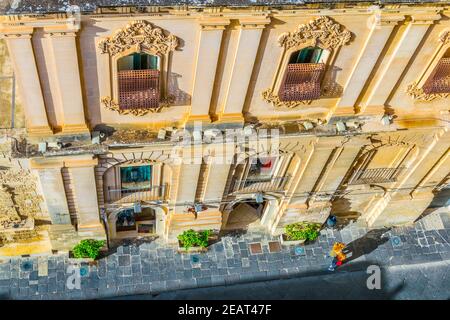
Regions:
[[72, 239, 106, 259], [284, 222, 321, 242], [177, 229, 211, 250]]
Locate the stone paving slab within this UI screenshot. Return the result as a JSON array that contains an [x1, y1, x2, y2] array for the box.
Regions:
[[0, 211, 449, 300]]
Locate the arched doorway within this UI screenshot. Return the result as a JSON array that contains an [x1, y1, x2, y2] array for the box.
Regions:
[[222, 195, 280, 232], [223, 200, 267, 230]]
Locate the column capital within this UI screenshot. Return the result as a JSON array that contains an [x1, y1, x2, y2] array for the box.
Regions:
[[411, 13, 442, 25], [375, 14, 405, 27], [0, 26, 34, 39], [199, 17, 231, 31], [239, 16, 271, 29], [44, 30, 78, 37], [43, 22, 80, 36]]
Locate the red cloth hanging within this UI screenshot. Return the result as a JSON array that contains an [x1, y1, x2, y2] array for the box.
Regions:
[[260, 159, 272, 168]]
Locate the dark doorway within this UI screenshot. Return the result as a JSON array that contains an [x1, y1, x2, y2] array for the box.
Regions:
[[224, 200, 267, 230]]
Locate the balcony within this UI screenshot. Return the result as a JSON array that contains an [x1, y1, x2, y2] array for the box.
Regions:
[[118, 69, 160, 109], [279, 63, 325, 101], [423, 58, 450, 94], [230, 176, 290, 194], [348, 168, 404, 185], [106, 184, 169, 204]]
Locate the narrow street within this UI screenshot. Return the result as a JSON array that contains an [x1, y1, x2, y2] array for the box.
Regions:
[[117, 260, 449, 300], [0, 210, 449, 300]]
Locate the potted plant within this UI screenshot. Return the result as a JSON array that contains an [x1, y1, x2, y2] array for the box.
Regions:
[[69, 239, 106, 263], [280, 222, 321, 245], [177, 229, 212, 253]]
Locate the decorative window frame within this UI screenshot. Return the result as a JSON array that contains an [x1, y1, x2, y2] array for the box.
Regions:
[[406, 30, 450, 101], [98, 20, 179, 115], [262, 16, 352, 109]]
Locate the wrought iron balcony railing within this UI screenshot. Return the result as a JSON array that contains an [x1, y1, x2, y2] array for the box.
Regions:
[[348, 167, 404, 185], [423, 58, 450, 94], [279, 63, 325, 101], [230, 175, 290, 194], [106, 184, 169, 203], [118, 69, 160, 110]]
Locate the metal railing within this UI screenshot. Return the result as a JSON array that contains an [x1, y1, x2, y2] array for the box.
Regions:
[[348, 167, 404, 185], [118, 69, 160, 110], [106, 184, 168, 203], [423, 57, 450, 94], [230, 175, 290, 193], [279, 63, 325, 101]]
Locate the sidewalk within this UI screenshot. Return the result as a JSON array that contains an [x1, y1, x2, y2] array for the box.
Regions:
[[0, 210, 449, 300]]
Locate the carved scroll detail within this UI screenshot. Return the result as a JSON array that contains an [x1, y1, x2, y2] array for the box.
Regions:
[[98, 20, 178, 56]]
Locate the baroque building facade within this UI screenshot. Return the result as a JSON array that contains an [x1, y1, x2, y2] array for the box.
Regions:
[[0, 1, 449, 256]]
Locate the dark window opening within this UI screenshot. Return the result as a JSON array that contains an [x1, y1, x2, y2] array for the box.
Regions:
[[120, 165, 152, 191], [116, 207, 156, 233], [289, 47, 324, 64], [118, 53, 159, 71]]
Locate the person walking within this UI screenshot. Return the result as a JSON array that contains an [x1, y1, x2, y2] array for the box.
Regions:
[[328, 242, 346, 271]]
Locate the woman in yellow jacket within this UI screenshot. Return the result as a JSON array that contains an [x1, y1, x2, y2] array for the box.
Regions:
[[328, 242, 346, 271]]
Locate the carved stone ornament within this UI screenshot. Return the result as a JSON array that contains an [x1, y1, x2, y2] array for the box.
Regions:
[[261, 88, 312, 108], [98, 20, 178, 56], [263, 16, 351, 108], [407, 30, 450, 101], [278, 16, 352, 50], [439, 30, 450, 45], [406, 82, 450, 102], [101, 96, 174, 116]]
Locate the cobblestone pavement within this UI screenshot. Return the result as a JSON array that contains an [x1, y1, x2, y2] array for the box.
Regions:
[[118, 260, 450, 300], [0, 210, 449, 300]]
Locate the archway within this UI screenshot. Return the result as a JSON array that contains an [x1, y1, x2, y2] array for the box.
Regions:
[[222, 194, 281, 232]]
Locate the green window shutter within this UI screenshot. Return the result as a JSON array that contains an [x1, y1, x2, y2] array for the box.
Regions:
[[311, 48, 323, 63], [149, 55, 159, 70], [133, 53, 141, 70], [297, 49, 309, 63]]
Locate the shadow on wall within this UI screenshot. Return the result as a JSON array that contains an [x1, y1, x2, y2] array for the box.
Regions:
[[321, 65, 343, 99], [330, 197, 362, 231], [168, 72, 191, 106]]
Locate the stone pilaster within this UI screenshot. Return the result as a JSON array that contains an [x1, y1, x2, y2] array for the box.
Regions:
[[1, 30, 52, 136], [217, 17, 270, 124], [363, 13, 441, 111], [66, 157, 105, 237], [337, 14, 404, 113], [35, 167, 71, 225], [188, 18, 230, 124], [44, 28, 89, 135]]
